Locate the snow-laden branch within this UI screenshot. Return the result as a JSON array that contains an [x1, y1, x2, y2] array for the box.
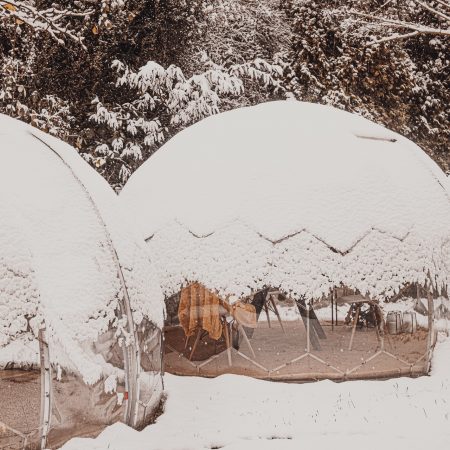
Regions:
[[354, 11, 450, 33], [347, 7, 450, 44], [339, 0, 450, 45], [432, 0, 450, 11], [368, 30, 420, 45], [411, 0, 450, 22], [0, 1, 94, 48], [88, 53, 283, 184]]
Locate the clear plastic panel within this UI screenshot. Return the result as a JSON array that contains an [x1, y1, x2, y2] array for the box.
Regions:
[[46, 328, 126, 448], [45, 319, 163, 446], [1, 320, 163, 450], [135, 320, 163, 429], [163, 284, 429, 381], [47, 373, 123, 448]]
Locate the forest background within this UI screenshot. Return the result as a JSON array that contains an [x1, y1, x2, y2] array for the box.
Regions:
[[1, 0, 448, 187]]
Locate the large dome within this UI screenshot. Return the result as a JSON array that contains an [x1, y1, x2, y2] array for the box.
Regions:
[[120, 100, 450, 300]]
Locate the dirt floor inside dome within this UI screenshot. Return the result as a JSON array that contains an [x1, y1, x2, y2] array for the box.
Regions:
[[0, 369, 40, 449], [164, 320, 429, 381], [0, 370, 111, 450]]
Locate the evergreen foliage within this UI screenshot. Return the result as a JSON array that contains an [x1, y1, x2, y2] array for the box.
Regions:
[[1, 0, 448, 186]]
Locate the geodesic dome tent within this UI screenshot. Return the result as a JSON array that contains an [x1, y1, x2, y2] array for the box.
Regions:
[[0, 115, 164, 450], [120, 101, 450, 382]]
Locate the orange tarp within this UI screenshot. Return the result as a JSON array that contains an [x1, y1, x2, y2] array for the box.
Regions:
[[178, 283, 257, 340], [179, 283, 223, 340]]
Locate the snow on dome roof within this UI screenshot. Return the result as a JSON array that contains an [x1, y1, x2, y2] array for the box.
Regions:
[[120, 101, 450, 300], [0, 115, 164, 383]]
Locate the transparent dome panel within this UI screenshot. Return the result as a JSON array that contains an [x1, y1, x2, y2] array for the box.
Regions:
[[163, 284, 430, 381]]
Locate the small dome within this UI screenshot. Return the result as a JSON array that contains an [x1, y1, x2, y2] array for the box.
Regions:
[[0, 115, 164, 447]]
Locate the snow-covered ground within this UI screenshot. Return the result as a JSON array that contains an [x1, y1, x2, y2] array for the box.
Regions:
[[63, 332, 450, 450]]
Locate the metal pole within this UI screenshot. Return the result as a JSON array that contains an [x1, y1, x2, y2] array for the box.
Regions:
[[38, 327, 52, 450], [426, 290, 434, 372]]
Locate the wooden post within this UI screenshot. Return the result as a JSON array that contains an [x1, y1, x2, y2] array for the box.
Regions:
[[184, 334, 191, 351], [348, 305, 360, 351], [372, 305, 381, 347], [223, 320, 232, 366], [270, 295, 286, 334], [297, 299, 321, 350], [189, 328, 202, 361], [379, 311, 386, 352], [306, 306, 311, 353], [335, 292, 338, 325], [331, 290, 334, 331], [264, 301, 271, 328]]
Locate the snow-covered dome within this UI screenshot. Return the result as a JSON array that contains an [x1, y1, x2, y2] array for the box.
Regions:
[[120, 101, 450, 300], [0, 114, 164, 383]]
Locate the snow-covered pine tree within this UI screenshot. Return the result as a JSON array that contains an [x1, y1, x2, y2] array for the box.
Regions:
[[88, 54, 284, 184]]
